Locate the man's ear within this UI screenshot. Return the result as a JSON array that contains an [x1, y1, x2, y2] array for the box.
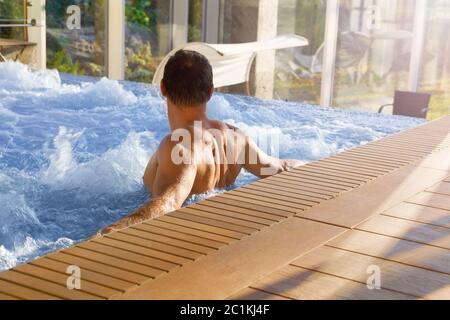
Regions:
[[207, 86, 214, 101], [160, 80, 168, 97]]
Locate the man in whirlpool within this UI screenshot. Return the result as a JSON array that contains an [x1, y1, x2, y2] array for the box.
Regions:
[[100, 50, 304, 235]]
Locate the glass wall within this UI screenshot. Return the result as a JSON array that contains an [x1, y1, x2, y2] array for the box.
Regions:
[[124, 0, 171, 82], [275, 0, 326, 104], [419, 0, 450, 119], [46, 0, 106, 76], [219, 0, 259, 44], [188, 0, 203, 42], [332, 0, 416, 112], [0, 0, 26, 41]]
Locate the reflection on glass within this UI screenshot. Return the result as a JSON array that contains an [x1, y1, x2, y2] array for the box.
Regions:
[[420, 0, 450, 119], [46, 0, 106, 76], [275, 0, 326, 104], [189, 0, 203, 42], [125, 0, 171, 83], [0, 0, 26, 40], [333, 0, 416, 111], [219, 0, 259, 44]]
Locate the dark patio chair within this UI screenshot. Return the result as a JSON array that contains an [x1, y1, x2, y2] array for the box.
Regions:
[[378, 90, 431, 119]]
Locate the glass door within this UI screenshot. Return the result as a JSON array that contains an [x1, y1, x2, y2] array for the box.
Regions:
[[0, 0, 28, 41], [332, 0, 416, 112]]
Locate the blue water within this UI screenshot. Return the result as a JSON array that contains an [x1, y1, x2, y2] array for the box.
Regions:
[[0, 62, 424, 271]]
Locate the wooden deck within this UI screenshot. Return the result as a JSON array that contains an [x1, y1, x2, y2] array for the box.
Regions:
[[0, 116, 449, 300]]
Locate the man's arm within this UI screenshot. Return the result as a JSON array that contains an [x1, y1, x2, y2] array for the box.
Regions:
[[100, 139, 196, 235], [243, 135, 305, 178]]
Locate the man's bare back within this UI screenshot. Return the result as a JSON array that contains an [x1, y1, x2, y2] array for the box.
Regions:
[[98, 50, 303, 235]]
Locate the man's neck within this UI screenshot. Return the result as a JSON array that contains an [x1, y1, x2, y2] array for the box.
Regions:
[[168, 101, 210, 131]]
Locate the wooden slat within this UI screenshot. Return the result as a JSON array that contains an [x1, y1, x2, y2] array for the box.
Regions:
[[145, 219, 237, 244], [13, 263, 119, 299], [219, 192, 303, 212], [248, 181, 332, 200], [307, 160, 385, 176], [0, 270, 101, 300], [258, 177, 340, 196], [199, 199, 285, 222], [297, 163, 450, 228], [268, 174, 351, 192], [328, 230, 450, 275], [157, 215, 246, 240], [180, 206, 266, 230], [170, 210, 257, 235], [0, 292, 19, 300], [47, 252, 148, 284], [92, 236, 195, 263], [191, 203, 276, 225], [282, 171, 360, 188], [334, 150, 411, 165], [210, 195, 293, 218], [427, 182, 450, 196], [234, 188, 319, 207], [407, 192, 450, 211], [62, 247, 165, 278], [0, 279, 59, 300], [383, 202, 450, 228], [357, 215, 450, 250], [247, 265, 414, 300], [107, 231, 209, 257], [77, 241, 180, 270], [227, 287, 291, 300], [342, 148, 418, 163], [130, 222, 225, 249], [291, 246, 450, 299], [118, 217, 345, 300], [292, 166, 373, 182], [31, 257, 135, 292]]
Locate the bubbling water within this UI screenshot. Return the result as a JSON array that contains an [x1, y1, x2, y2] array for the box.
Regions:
[[0, 62, 424, 271]]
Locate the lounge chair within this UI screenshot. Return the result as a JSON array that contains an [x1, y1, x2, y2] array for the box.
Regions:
[[378, 90, 431, 119]]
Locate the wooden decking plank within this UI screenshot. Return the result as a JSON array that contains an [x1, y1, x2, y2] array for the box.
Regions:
[[315, 156, 397, 171], [0, 279, 59, 300], [297, 163, 450, 228], [47, 252, 148, 284], [170, 210, 257, 234], [157, 215, 246, 240], [293, 165, 377, 181], [282, 171, 360, 187], [31, 257, 135, 292], [219, 192, 304, 212], [227, 287, 291, 300], [118, 217, 345, 300], [356, 215, 450, 250], [371, 140, 438, 153], [13, 263, 119, 299], [191, 203, 276, 226], [291, 246, 450, 299], [210, 195, 293, 218], [62, 247, 165, 278], [144, 219, 238, 244], [427, 182, 450, 196], [407, 192, 450, 211], [180, 206, 265, 230], [199, 199, 286, 222], [233, 188, 320, 207], [383, 202, 450, 228], [92, 236, 195, 263], [358, 144, 429, 157], [107, 231, 208, 257], [131, 222, 227, 249], [307, 161, 385, 177], [327, 230, 450, 275], [259, 177, 340, 196], [0, 270, 101, 300], [243, 183, 330, 202], [77, 241, 180, 271], [248, 265, 414, 300], [326, 153, 405, 168], [0, 292, 19, 300], [342, 148, 418, 163], [268, 174, 351, 192]]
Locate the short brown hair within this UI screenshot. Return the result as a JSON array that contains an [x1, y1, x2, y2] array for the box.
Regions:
[[162, 50, 214, 106]]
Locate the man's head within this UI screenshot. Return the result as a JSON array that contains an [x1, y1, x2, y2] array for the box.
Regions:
[[161, 50, 214, 107]]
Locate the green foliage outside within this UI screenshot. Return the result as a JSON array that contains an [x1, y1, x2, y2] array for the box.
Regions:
[[0, 0, 25, 40]]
